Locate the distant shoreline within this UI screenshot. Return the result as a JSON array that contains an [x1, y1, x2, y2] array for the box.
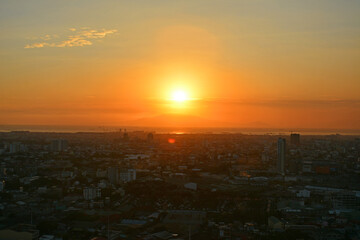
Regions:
[[0, 125, 359, 135]]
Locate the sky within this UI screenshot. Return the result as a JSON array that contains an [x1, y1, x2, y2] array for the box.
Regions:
[[0, 0, 359, 129]]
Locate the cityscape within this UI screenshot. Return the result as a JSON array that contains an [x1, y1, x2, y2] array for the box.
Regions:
[[1, 0, 360, 239], [0, 130, 359, 239]]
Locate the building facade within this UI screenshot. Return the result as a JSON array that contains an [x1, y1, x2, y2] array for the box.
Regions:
[[277, 138, 286, 174]]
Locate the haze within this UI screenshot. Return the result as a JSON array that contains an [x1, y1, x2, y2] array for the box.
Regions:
[[0, 0, 359, 129]]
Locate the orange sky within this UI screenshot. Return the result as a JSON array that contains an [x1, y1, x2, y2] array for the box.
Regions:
[[0, 1, 359, 129]]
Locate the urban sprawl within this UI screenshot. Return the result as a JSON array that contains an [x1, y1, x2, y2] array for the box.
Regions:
[[0, 130, 359, 240]]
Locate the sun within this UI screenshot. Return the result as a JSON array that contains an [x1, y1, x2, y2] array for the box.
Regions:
[[171, 90, 188, 102]]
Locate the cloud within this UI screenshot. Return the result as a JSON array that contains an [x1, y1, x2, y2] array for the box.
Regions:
[[24, 43, 47, 49], [56, 37, 92, 47], [24, 28, 117, 49]]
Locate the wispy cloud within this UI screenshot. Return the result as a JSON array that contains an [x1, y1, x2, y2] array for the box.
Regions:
[[25, 28, 117, 49]]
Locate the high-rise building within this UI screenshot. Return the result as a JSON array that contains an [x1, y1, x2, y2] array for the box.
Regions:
[[108, 167, 119, 185], [50, 139, 68, 152], [147, 132, 154, 142], [9, 142, 26, 154], [119, 169, 136, 183], [83, 187, 101, 200], [0, 181, 4, 192], [290, 133, 300, 146], [277, 138, 286, 174]]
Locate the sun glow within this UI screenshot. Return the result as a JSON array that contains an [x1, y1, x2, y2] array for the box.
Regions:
[[171, 90, 188, 102]]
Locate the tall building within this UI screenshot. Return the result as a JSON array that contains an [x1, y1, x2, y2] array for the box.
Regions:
[[147, 132, 154, 142], [9, 142, 26, 154], [119, 169, 136, 183], [290, 133, 300, 146], [0, 181, 4, 192], [277, 138, 286, 174], [50, 139, 68, 152], [0, 162, 6, 178], [83, 187, 101, 200], [108, 167, 119, 185]]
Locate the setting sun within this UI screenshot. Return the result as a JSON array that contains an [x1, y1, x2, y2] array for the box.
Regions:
[[0, 0, 359, 130], [171, 90, 188, 102]]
